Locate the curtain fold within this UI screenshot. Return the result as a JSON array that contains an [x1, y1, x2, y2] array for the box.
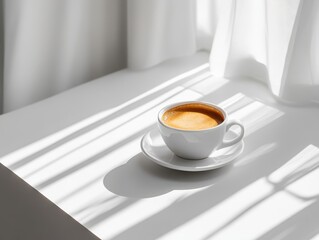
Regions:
[[1, 0, 318, 113], [128, 0, 319, 105], [209, 0, 319, 105], [127, 0, 198, 69]]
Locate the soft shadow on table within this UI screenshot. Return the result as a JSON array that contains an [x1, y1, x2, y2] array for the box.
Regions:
[[257, 200, 319, 240], [104, 153, 231, 198], [106, 106, 319, 240]]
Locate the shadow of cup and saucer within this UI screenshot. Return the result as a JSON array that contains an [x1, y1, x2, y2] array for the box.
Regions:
[[103, 152, 232, 198], [104, 101, 245, 198]]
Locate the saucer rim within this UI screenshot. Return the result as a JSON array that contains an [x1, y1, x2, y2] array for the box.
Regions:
[[140, 129, 244, 172]]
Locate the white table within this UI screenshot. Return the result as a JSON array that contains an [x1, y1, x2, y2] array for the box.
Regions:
[[1, 52, 319, 240]]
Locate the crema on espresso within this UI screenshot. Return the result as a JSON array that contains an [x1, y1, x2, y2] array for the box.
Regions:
[[162, 103, 224, 130]]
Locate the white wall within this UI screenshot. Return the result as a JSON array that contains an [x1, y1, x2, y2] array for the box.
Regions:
[[2, 0, 127, 113]]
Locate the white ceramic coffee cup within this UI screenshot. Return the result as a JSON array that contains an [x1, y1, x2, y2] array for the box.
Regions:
[[158, 101, 244, 159]]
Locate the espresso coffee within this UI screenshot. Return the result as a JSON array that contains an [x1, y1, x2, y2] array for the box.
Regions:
[[162, 103, 224, 130]]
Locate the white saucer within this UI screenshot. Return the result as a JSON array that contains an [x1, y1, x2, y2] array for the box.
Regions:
[[140, 129, 244, 172]]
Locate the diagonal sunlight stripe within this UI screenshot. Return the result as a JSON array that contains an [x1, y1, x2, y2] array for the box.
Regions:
[[27, 88, 202, 190], [311, 234, 319, 240], [269, 145, 319, 184], [214, 145, 319, 240], [219, 93, 284, 137], [74, 195, 123, 222], [48, 139, 144, 211], [17, 86, 185, 178], [235, 142, 277, 167], [186, 75, 229, 96], [160, 146, 318, 240], [157, 178, 274, 240], [17, 80, 207, 179], [268, 145, 319, 200], [78, 197, 128, 224], [218, 92, 251, 111], [160, 177, 312, 240], [209, 191, 312, 240], [95, 192, 186, 240], [54, 173, 105, 204], [1, 63, 209, 167]]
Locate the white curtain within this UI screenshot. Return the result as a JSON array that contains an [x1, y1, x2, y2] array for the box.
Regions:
[[128, 0, 319, 105], [2, 0, 318, 113], [127, 0, 215, 69]]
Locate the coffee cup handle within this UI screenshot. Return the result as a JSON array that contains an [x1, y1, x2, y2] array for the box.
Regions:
[[219, 120, 245, 149]]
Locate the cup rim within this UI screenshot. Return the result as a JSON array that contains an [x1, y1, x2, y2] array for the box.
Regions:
[[158, 101, 228, 132]]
